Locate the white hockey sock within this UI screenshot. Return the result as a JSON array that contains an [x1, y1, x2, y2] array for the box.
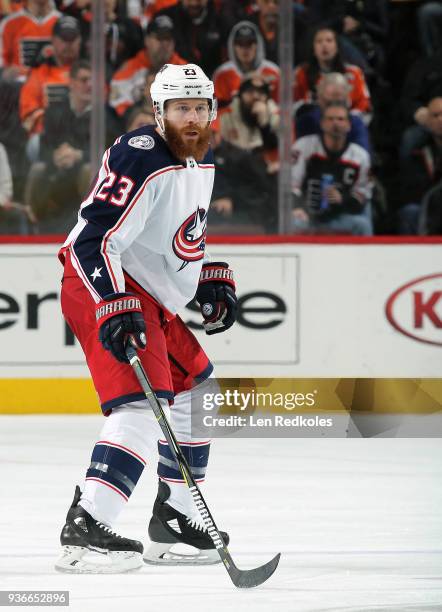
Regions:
[[157, 386, 211, 518], [165, 480, 200, 518], [79, 401, 169, 526]]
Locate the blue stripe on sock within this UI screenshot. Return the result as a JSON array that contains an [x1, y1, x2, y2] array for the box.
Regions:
[[86, 443, 145, 498], [157, 441, 210, 481]]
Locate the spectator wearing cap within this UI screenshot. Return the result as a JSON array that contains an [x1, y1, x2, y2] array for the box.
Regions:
[[211, 76, 280, 230], [109, 14, 186, 117], [0, 0, 60, 81], [155, 0, 231, 77], [213, 20, 280, 112], [19, 15, 82, 134]]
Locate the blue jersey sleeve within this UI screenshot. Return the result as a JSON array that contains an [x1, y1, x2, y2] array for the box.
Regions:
[[70, 127, 181, 301]]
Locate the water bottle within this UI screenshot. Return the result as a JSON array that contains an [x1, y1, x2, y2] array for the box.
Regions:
[[320, 174, 334, 211]]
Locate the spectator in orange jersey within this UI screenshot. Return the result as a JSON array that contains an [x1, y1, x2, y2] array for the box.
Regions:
[[0, 0, 60, 81], [109, 14, 186, 117], [294, 26, 371, 124], [19, 15, 81, 134], [213, 20, 280, 111]]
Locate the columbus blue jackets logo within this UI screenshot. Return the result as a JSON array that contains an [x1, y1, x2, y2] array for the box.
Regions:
[[128, 135, 155, 150], [173, 206, 207, 270]]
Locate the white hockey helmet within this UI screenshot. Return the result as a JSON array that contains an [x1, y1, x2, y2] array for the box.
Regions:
[[150, 63, 217, 132]]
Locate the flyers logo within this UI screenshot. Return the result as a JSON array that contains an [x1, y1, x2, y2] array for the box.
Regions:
[[173, 206, 207, 270]]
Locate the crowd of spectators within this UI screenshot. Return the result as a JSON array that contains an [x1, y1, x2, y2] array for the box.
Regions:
[[0, 0, 441, 236]]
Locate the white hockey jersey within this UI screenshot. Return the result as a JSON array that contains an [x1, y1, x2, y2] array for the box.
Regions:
[[59, 125, 215, 314]]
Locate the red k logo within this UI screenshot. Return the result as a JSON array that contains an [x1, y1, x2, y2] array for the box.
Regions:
[[386, 274, 442, 346]]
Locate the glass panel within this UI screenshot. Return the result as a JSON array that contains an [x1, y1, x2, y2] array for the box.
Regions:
[[0, 1, 434, 237]]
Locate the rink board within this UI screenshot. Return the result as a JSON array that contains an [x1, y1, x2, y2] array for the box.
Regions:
[[0, 237, 441, 413]]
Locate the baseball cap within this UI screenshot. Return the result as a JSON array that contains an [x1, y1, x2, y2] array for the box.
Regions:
[[145, 15, 174, 38], [53, 16, 81, 41], [233, 23, 257, 45]]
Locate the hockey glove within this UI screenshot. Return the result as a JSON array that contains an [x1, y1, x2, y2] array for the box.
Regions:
[[96, 292, 146, 363], [196, 262, 237, 335]]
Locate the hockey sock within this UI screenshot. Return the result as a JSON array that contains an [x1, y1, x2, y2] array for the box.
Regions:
[[157, 387, 211, 517], [80, 401, 169, 525]]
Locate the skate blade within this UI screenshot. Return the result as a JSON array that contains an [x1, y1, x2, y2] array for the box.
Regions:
[[143, 542, 221, 566], [55, 545, 143, 574]]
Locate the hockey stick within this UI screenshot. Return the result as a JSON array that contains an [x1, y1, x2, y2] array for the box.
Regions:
[[125, 344, 280, 588]]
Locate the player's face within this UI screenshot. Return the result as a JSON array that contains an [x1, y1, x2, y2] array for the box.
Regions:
[[314, 30, 338, 63], [428, 98, 442, 138], [164, 99, 210, 131], [163, 98, 211, 160], [321, 108, 350, 138]]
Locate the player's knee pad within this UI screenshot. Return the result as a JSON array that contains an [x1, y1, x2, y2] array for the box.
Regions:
[[100, 399, 171, 460], [170, 377, 218, 441]]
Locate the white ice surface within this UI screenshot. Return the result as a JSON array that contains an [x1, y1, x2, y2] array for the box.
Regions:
[[0, 415, 441, 612]]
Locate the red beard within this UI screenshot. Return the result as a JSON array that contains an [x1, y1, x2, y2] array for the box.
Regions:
[[164, 119, 211, 161]]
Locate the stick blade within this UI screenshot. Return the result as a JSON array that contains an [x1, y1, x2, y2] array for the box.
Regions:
[[230, 553, 281, 588]]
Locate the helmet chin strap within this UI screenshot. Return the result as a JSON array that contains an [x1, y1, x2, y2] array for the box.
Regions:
[[155, 111, 166, 136]]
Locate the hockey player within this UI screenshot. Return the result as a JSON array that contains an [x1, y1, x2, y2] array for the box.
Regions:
[[55, 63, 237, 573]]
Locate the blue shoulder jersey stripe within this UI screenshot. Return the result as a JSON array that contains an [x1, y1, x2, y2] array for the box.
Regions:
[[71, 126, 182, 301]]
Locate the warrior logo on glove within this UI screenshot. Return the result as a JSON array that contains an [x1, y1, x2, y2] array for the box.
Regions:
[[96, 292, 147, 363], [196, 262, 237, 335]]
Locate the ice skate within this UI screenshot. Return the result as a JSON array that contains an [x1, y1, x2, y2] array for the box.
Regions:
[[144, 480, 229, 565], [55, 486, 143, 574]]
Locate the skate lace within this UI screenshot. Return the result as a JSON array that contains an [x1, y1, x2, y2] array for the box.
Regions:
[[96, 522, 122, 538]]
